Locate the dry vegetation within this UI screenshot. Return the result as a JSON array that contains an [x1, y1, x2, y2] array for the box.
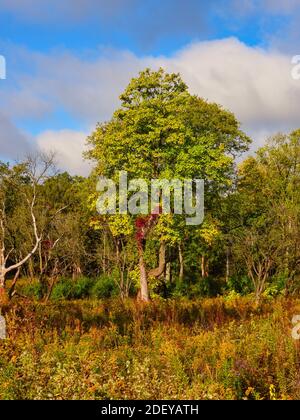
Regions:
[[1, 296, 300, 400]]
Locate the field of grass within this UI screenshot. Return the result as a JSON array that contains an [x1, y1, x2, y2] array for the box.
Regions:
[[1, 296, 300, 400]]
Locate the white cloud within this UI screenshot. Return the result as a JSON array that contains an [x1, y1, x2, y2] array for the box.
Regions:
[[2, 48, 144, 123], [161, 38, 300, 129], [36, 129, 91, 176], [7, 38, 300, 129]]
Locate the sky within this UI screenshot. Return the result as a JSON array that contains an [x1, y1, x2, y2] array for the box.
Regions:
[[0, 0, 300, 175]]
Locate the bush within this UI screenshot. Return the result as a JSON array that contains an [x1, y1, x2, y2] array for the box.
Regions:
[[51, 277, 98, 300], [226, 275, 253, 295], [19, 276, 121, 301], [72, 277, 93, 299], [91, 275, 119, 299], [20, 282, 43, 299], [171, 276, 224, 299], [191, 276, 224, 298], [170, 279, 191, 298], [51, 278, 74, 300], [263, 274, 288, 299]]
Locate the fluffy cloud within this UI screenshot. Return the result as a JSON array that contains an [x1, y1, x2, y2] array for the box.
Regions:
[[6, 39, 300, 127], [36, 129, 91, 176], [163, 38, 300, 128]]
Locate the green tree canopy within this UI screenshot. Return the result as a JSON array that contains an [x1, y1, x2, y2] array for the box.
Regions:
[[86, 68, 251, 301]]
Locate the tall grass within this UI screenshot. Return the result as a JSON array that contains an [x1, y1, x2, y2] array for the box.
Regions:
[[0, 296, 300, 399]]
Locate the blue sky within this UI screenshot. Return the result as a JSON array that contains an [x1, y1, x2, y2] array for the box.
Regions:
[[0, 0, 300, 174]]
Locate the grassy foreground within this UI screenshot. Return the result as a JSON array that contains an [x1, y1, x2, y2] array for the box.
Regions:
[[1, 296, 300, 400]]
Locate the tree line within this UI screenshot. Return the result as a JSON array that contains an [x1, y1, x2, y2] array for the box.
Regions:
[[1, 68, 300, 303]]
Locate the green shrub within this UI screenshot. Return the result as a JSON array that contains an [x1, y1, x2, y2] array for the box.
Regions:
[[73, 277, 93, 299], [20, 276, 121, 301], [20, 282, 43, 299], [191, 276, 224, 298], [51, 278, 74, 300], [226, 275, 253, 295], [263, 274, 288, 299], [170, 280, 190, 298], [170, 277, 223, 299], [91, 275, 119, 299]]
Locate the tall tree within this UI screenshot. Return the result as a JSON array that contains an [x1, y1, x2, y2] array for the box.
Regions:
[[87, 68, 250, 301]]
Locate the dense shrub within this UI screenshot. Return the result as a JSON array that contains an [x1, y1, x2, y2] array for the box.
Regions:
[[20, 282, 43, 299], [91, 275, 119, 299], [20, 276, 120, 301], [226, 275, 253, 295], [72, 277, 93, 299], [171, 276, 224, 298], [51, 278, 75, 300], [19, 274, 292, 302]]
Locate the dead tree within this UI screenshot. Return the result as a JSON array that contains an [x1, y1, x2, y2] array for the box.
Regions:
[[0, 153, 55, 299]]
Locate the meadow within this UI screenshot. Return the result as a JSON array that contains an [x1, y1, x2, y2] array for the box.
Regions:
[[1, 295, 299, 400]]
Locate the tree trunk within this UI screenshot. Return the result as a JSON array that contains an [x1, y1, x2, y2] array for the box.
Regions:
[[138, 248, 150, 302], [225, 246, 230, 283], [44, 277, 56, 303], [137, 241, 165, 303], [0, 247, 6, 290], [148, 241, 166, 278], [201, 255, 205, 278], [179, 244, 184, 281], [166, 262, 171, 283], [103, 233, 106, 274], [0, 271, 5, 290], [8, 267, 20, 299], [201, 255, 209, 278], [0, 270, 8, 307], [28, 259, 35, 282]]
